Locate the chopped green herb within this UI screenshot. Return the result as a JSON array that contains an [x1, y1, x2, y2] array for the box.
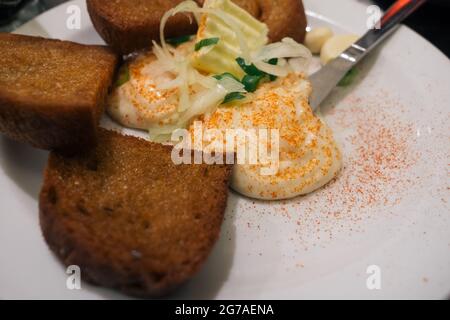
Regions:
[[166, 34, 193, 46], [267, 58, 278, 81], [236, 57, 279, 86], [223, 92, 246, 104], [338, 67, 358, 87], [195, 37, 220, 51], [242, 74, 264, 92], [236, 57, 263, 76], [115, 65, 130, 87], [224, 58, 279, 94], [213, 72, 240, 82]]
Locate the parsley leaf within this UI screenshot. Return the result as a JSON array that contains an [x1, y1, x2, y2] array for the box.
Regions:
[[195, 37, 220, 51]]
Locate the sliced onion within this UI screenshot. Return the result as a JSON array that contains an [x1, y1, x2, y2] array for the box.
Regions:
[[179, 85, 227, 124], [189, 69, 217, 89], [155, 77, 182, 90], [152, 41, 176, 72], [160, 1, 199, 54], [253, 61, 289, 77], [250, 37, 312, 75], [278, 58, 287, 67], [253, 37, 311, 61], [177, 60, 190, 112], [217, 76, 246, 93]]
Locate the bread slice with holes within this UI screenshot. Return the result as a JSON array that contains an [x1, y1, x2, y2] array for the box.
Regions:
[[39, 129, 232, 297], [87, 0, 198, 55], [0, 33, 118, 151]]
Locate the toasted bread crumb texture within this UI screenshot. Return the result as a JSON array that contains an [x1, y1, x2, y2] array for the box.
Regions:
[[0, 33, 118, 150], [39, 129, 232, 297], [87, 0, 198, 54]]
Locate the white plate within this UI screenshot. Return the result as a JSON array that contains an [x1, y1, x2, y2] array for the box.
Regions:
[[1, 0, 449, 300]]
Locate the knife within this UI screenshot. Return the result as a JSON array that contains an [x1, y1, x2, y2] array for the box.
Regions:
[[309, 0, 427, 111]]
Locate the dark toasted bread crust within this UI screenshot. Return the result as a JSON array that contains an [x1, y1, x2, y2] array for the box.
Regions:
[[259, 0, 307, 43], [87, 0, 198, 55], [0, 33, 118, 150], [39, 129, 232, 297]]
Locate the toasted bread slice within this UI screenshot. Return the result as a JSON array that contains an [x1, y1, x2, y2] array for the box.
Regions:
[[0, 33, 118, 151], [258, 0, 307, 43], [87, 0, 198, 55], [39, 129, 232, 297]]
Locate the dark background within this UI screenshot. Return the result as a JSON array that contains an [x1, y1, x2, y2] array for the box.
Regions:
[[0, 0, 449, 57], [374, 0, 450, 57]]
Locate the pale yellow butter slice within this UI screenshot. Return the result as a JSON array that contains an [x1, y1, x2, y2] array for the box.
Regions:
[[191, 0, 269, 77]]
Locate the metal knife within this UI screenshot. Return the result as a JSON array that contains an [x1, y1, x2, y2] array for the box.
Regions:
[[309, 0, 427, 111]]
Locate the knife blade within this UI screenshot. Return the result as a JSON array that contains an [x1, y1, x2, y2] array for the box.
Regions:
[[309, 0, 427, 111]]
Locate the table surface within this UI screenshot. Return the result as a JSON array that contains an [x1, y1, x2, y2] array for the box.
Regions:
[[1, 0, 449, 58]]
